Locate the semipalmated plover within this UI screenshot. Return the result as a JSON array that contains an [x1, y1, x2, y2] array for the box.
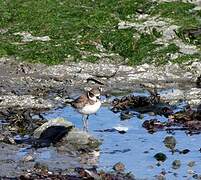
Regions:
[[71, 87, 102, 131]]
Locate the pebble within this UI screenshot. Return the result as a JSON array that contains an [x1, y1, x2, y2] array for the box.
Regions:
[[22, 155, 34, 162], [188, 161, 196, 167], [154, 153, 167, 162], [180, 149, 190, 154], [172, 160, 181, 169], [113, 162, 125, 172], [163, 136, 176, 150]]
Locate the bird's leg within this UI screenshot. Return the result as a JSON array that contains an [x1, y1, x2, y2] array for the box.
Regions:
[[82, 115, 86, 130], [82, 115, 87, 131], [85, 115, 89, 131]]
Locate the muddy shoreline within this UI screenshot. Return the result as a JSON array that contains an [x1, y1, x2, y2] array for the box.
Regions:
[[0, 57, 200, 110], [0, 57, 201, 179]]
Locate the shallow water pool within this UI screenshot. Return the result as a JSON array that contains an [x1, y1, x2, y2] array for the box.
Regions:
[[44, 97, 201, 179]]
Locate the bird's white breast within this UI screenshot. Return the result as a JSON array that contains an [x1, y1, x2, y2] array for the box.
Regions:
[[78, 101, 101, 115]]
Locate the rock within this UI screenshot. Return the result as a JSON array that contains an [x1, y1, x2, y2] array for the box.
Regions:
[[120, 111, 133, 120], [172, 160, 181, 169], [192, 174, 201, 179], [33, 118, 100, 151], [163, 136, 176, 151], [62, 128, 101, 152], [22, 155, 34, 162], [138, 114, 144, 119], [155, 174, 166, 180], [180, 149, 190, 154], [154, 153, 167, 162], [33, 125, 72, 148], [113, 162, 125, 172], [34, 162, 49, 172], [188, 161, 196, 167], [33, 118, 73, 139], [14, 32, 51, 42], [148, 112, 155, 116]]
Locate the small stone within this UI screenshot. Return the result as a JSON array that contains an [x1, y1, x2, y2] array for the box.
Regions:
[[113, 162, 125, 172], [22, 155, 34, 162], [193, 174, 201, 180], [148, 112, 155, 116], [154, 153, 167, 162], [192, 174, 198, 179], [138, 114, 144, 119], [163, 136, 176, 150], [180, 149, 190, 154], [155, 174, 166, 180], [34, 162, 49, 172], [120, 111, 133, 120], [188, 169, 195, 175], [172, 160, 181, 169], [188, 161, 196, 167], [156, 162, 162, 166]]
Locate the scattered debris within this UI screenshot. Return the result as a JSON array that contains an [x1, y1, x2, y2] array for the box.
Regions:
[[95, 126, 128, 134], [2, 166, 135, 180], [142, 119, 167, 133], [114, 126, 129, 134]]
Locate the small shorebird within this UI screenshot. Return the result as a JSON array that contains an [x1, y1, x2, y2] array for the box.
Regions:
[[70, 87, 102, 131]]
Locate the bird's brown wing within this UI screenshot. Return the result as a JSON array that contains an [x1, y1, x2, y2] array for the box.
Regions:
[[71, 95, 88, 109]]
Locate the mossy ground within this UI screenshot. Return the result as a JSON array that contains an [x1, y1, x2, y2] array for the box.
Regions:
[[0, 0, 200, 65]]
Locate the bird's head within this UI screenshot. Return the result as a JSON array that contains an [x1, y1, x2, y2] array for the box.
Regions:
[[87, 87, 102, 101]]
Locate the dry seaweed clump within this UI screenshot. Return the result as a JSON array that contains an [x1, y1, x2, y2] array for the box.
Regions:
[[111, 86, 173, 118], [111, 86, 160, 112], [142, 104, 201, 134], [110, 85, 201, 134]]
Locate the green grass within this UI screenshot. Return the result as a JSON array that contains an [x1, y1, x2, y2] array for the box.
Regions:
[[172, 53, 200, 64], [151, 1, 200, 27], [0, 0, 200, 65]]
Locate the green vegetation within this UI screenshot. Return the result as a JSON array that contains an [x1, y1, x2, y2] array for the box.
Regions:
[[172, 53, 200, 64], [0, 0, 200, 65], [151, 2, 200, 27]]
